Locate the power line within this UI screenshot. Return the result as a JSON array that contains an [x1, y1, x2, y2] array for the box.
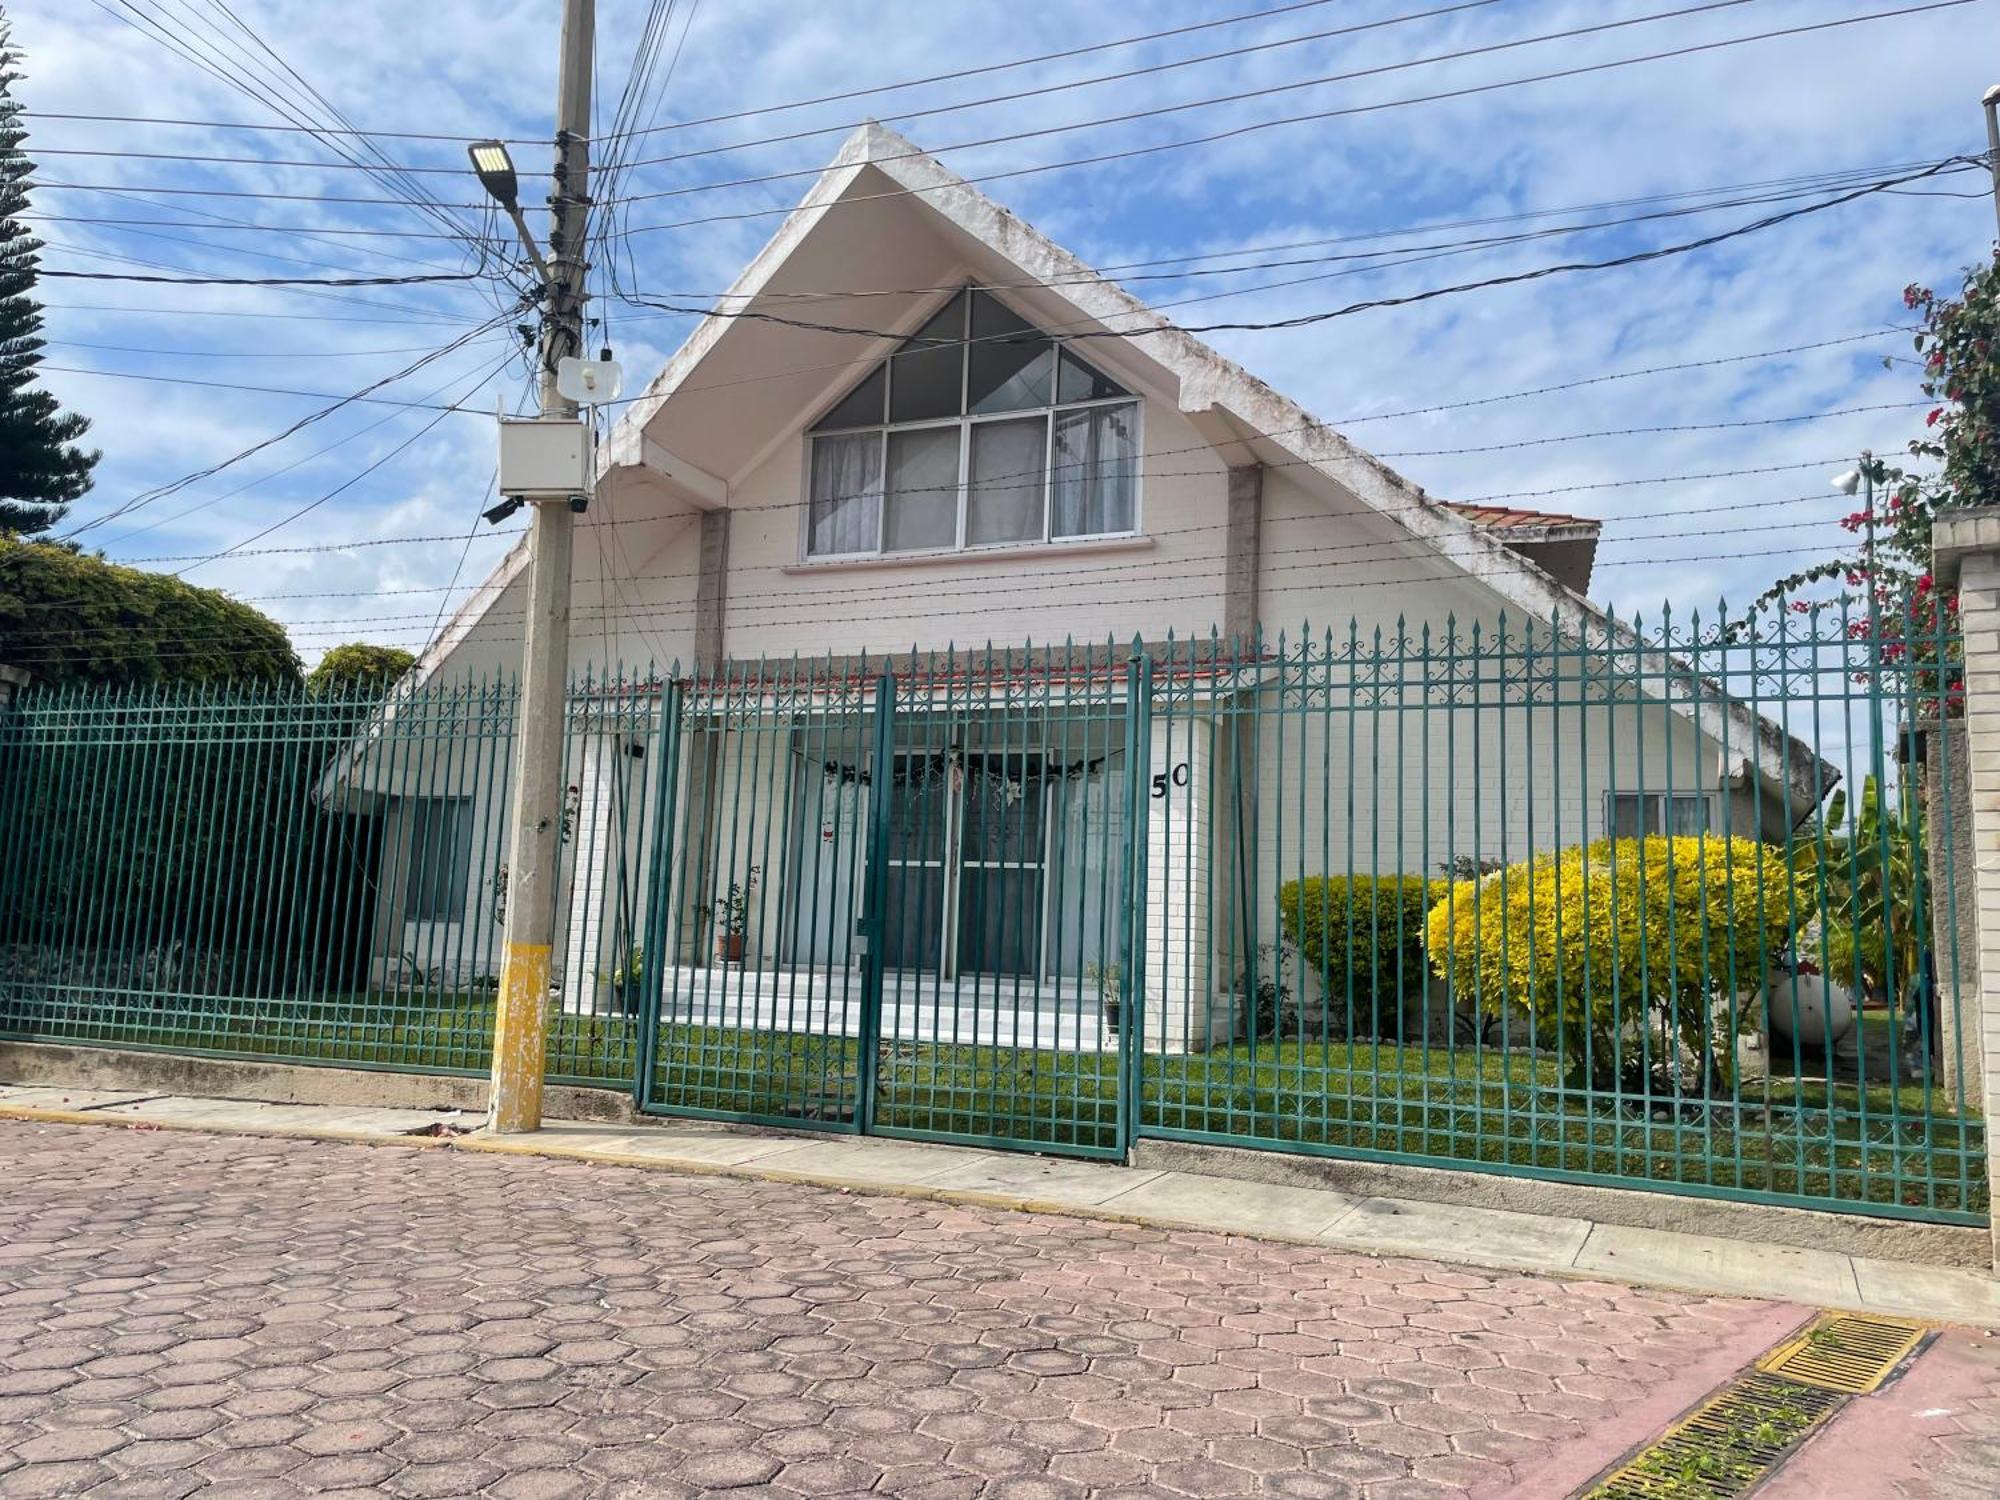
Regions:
[[39, 302, 493, 326], [19, 151, 1943, 267], [175, 354, 519, 575], [62, 181, 467, 273], [600, 1, 1980, 240], [35, 1, 1968, 224], [90, 0, 499, 262], [36, 234, 494, 318], [59, 313, 520, 540], [33, 0, 1509, 185], [12, 0, 1454, 146], [98, 344, 532, 549], [39, 267, 496, 286], [618, 157, 1975, 347], [39, 182, 1935, 440], [1370, 401, 1928, 457], [44, 337, 511, 360], [37, 362, 512, 412], [608, 0, 1764, 196]]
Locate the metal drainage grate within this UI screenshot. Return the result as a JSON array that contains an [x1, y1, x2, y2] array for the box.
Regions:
[[1586, 1373, 1843, 1499], [1755, 1313, 1929, 1395]]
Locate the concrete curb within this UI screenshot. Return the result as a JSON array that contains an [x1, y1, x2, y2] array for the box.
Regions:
[[6, 1099, 1996, 1326], [0, 1102, 455, 1150]]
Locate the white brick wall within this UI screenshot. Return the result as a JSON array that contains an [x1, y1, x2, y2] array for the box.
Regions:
[[1142, 713, 1233, 1052], [1955, 552, 2000, 1268]]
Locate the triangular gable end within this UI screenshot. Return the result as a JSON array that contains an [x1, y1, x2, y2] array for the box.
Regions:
[[410, 122, 1827, 813]]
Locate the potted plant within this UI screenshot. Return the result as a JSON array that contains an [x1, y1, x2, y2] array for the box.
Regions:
[[712, 870, 757, 963], [1085, 960, 1122, 1033], [597, 944, 644, 1013]]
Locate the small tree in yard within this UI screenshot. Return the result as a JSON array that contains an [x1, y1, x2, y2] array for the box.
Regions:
[[1424, 837, 1808, 1096], [0, 21, 98, 538], [307, 642, 416, 696]]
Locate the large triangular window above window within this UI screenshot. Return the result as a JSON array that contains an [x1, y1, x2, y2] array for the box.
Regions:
[[806, 290, 1136, 558]]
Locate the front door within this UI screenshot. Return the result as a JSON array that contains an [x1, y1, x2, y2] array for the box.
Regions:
[[878, 748, 1047, 978], [955, 753, 1045, 978]]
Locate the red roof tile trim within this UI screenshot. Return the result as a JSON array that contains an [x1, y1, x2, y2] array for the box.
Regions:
[[1442, 502, 1602, 532]]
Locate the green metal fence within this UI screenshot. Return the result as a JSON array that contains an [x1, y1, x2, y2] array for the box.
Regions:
[[0, 671, 661, 1089], [1137, 600, 1982, 1224], [0, 595, 1984, 1223]]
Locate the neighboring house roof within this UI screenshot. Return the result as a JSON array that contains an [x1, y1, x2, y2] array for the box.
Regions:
[[1444, 502, 1601, 537], [407, 122, 1830, 815], [1446, 503, 1602, 596]]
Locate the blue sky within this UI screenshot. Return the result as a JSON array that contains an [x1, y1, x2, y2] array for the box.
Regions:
[[11, 0, 1999, 665]]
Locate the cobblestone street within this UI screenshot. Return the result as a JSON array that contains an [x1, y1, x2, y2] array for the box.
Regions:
[[0, 1121, 1995, 1499]]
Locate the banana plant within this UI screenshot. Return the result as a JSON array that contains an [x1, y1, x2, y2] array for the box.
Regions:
[[1795, 775, 1925, 1009]]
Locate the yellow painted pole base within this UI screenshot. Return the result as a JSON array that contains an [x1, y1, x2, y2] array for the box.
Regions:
[[488, 941, 553, 1134]]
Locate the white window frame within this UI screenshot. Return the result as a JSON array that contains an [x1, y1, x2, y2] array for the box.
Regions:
[[801, 289, 1143, 562], [1603, 790, 1712, 838]]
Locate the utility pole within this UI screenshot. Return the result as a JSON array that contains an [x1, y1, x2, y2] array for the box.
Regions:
[[488, 0, 595, 1134], [1984, 85, 2000, 243]]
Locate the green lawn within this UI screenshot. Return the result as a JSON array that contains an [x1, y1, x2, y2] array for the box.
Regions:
[[4, 987, 1985, 1218]]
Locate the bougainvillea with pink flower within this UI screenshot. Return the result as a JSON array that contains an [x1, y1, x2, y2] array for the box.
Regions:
[[1733, 253, 1997, 714]]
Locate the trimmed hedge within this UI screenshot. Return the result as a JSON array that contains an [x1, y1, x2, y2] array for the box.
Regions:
[[1278, 875, 1441, 1038]]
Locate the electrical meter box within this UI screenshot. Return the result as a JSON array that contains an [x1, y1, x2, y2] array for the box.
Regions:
[[498, 415, 591, 499]]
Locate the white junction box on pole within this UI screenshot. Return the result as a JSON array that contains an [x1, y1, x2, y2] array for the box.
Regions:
[[498, 415, 592, 500]]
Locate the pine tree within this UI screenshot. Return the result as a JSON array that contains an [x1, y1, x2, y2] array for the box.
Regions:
[[0, 18, 97, 537]]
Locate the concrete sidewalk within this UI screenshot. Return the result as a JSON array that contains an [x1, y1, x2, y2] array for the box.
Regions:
[[3, 1081, 1996, 1329]]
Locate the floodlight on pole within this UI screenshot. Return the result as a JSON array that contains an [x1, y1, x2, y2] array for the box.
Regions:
[[1832, 469, 1862, 496], [469, 139, 553, 287]]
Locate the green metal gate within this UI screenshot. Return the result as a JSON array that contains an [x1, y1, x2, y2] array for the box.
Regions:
[[633, 645, 1144, 1157]]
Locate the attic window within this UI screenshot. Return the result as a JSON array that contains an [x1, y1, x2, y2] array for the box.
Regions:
[[805, 289, 1138, 559]]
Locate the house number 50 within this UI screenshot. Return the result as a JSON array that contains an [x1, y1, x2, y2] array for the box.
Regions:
[[1150, 763, 1190, 799]]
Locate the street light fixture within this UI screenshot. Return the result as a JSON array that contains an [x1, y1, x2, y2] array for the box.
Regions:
[[1832, 469, 1862, 496], [467, 140, 520, 209], [468, 139, 552, 286]]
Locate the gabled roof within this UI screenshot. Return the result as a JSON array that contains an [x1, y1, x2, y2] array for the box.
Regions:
[[411, 123, 1829, 812]]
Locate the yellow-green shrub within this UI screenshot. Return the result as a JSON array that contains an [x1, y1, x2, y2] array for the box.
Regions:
[[1279, 875, 1441, 1037], [1423, 836, 1808, 1087]]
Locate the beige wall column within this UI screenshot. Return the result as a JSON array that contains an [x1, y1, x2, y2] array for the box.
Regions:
[[1932, 506, 2000, 1270], [694, 509, 730, 671], [1224, 464, 1262, 647]]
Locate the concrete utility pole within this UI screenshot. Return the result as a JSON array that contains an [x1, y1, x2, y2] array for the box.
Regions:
[[1984, 85, 2000, 243], [489, 0, 595, 1134]]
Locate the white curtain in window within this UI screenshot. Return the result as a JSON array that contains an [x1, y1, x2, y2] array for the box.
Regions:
[[1668, 795, 1711, 835], [884, 427, 960, 551], [967, 417, 1047, 545], [1052, 402, 1137, 537], [809, 433, 882, 556]]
